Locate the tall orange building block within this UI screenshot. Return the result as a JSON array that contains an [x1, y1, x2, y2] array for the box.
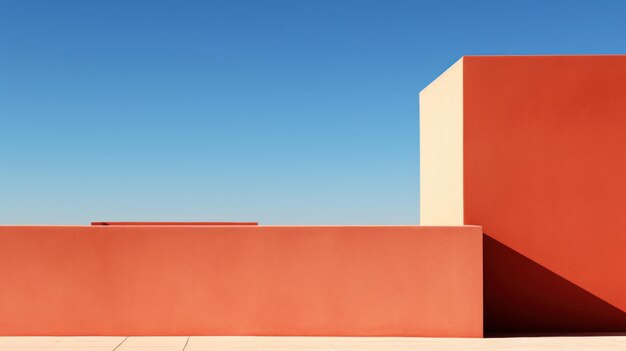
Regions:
[[420, 55, 626, 332]]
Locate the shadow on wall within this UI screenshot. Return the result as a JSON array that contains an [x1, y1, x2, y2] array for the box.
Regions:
[[483, 234, 626, 334]]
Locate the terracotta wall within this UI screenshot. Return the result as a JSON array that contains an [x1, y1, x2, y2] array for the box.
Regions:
[[464, 56, 626, 332], [0, 225, 483, 337]]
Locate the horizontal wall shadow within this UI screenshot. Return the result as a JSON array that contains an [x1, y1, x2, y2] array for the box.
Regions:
[[483, 234, 626, 334]]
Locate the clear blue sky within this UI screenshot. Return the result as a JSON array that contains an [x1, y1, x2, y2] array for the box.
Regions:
[[1, 1, 625, 225]]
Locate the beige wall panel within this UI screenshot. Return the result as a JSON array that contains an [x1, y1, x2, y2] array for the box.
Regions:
[[419, 58, 464, 225]]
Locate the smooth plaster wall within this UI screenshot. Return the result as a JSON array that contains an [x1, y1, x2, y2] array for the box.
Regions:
[[463, 55, 626, 332], [0, 225, 483, 337], [419, 58, 464, 225]]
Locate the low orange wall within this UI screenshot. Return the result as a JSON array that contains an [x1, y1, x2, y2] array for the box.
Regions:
[[0, 225, 482, 337]]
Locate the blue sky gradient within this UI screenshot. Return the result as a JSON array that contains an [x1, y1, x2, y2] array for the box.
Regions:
[[1, 0, 625, 224]]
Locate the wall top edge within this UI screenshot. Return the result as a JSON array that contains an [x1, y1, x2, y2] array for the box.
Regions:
[[462, 54, 626, 58], [418, 57, 463, 96], [0, 224, 483, 229], [91, 221, 258, 226]]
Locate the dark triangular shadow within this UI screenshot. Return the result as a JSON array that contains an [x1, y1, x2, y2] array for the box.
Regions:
[[483, 234, 626, 334]]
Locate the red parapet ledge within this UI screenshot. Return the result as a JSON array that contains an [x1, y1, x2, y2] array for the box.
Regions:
[[0, 225, 482, 337], [91, 221, 259, 226]]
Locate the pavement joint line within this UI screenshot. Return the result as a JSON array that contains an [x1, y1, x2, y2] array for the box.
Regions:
[[41, 337, 62, 351], [112, 336, 128, 351]]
